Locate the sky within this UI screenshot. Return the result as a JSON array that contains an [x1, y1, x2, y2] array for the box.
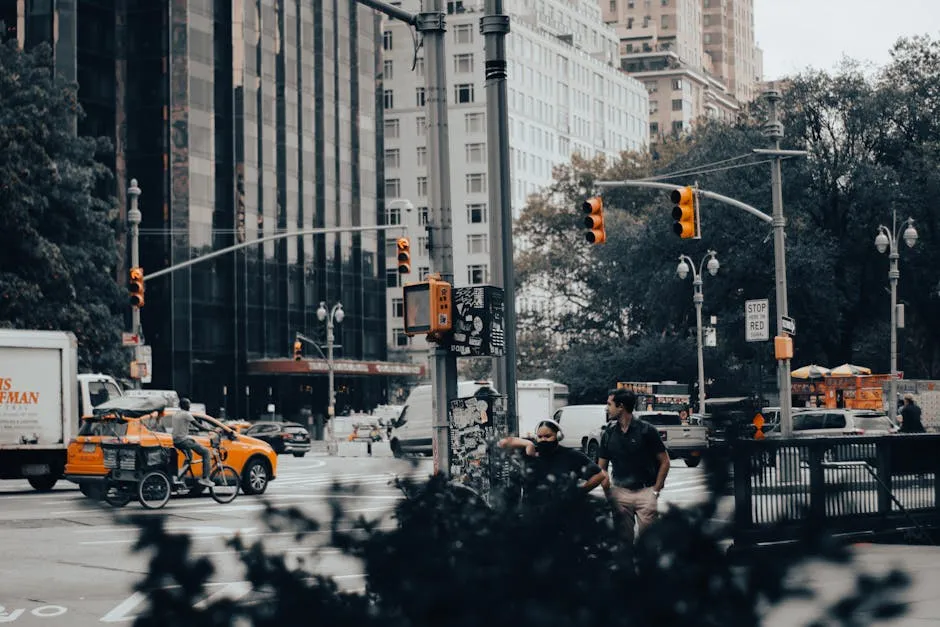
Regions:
[[754, 0, 940, 80]]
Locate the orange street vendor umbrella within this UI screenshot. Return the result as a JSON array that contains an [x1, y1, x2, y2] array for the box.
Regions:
[[791, 364, 831, 379], [830, 363, 872, 376]]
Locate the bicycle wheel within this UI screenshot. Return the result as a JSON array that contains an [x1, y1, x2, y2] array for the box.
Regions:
[[209, 465, 240, 504], [138, 471, 172, 509]]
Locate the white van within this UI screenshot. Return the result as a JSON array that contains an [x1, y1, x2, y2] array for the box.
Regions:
[[390, 380, 497, 457], [552, 404, 609, 459]]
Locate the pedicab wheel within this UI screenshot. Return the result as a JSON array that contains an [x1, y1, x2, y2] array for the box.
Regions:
[[104, 484, 132, 507], [138, 471, 172, 509], [209, 465, 240, 504]]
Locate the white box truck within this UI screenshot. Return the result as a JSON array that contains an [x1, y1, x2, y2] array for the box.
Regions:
[[517, 379, 570, 439], [0, 329, 124, 491]]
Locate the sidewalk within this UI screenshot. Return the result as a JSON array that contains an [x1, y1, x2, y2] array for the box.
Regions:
[[763, 544, 940, 626]]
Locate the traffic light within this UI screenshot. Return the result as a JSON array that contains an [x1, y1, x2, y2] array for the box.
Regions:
[[396, 237, 411, 274], [129, 267, 145, 308], [293, 339, 302, 361], [671, 186, 698, 239], [403, 274, 452, 337], [582, 197, 606, 244]]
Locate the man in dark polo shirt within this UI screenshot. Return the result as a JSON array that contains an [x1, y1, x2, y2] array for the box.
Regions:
[[598, 388, 670, 543]]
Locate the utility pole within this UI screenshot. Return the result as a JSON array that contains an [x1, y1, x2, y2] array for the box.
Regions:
[[127, 179, 142, 390], [754, 90, 800, 438], [417, 0, 458, 476], [481, 0, 517, 434]]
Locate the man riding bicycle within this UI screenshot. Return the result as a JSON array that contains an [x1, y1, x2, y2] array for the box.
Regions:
[[171, 398, 214, 487]]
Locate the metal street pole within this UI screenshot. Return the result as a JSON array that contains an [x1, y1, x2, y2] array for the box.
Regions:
[[678, 251, 717, 415], [758, 90, 794, 438], [318, 301, 344, 455], [482, 0, 517, 434], [876, 208, 918, 419], [127, 179, 142, 390], [420, 0, 458, 477]]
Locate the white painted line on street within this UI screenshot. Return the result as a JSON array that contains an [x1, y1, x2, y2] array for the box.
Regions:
[[100, 591, 146, 623]]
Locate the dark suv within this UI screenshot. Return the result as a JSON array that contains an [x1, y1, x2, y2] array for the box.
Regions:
[[244, 421, 312, 457]]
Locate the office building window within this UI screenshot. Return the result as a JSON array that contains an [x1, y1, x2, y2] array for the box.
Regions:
[[416, 117, 426, 136], [386, 205, 401, 225], [661, 15, 669, 28], [466, 173, 486, 194], [465, 143, 485, 163], [386, 269, 400, 288], [672, 120, 684, 134], [393, 328, 409, 347], [418, 266, 430, 280], [454, 53, 473, 73], [417, 176, 428, 197], [609, 0, 616, 10], [416, 87, 426, 107], [671, 99, 683, 111], [650, 122, 659, 135], [649, 100, 658, 114], [467, 264, 488, 285], [385, 178, 401, 198], [383, 59, 393, 79], [465, 112, 484, 133], [454, 23, 473, 44], [672, 79, 683, 90], [417, 236, 429, 252], [384, 118, 400, 138], [467, 203, 487, 223], [418, 206, 430, 225], [415, 58, 425, 76], [416, 146, 427, 166], [385, 148, 400, 169], [383, 31, 393, 50], [467, 234, 488, 254], [455, 83, 474, 104], [383, 90, 394, 109], [385, 239, 400, 258], [392, 298, 404, 318]]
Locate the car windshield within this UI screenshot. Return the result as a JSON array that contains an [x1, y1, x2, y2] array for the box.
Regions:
[[853, 415, 895, 431], [78, 419, 128, 437], [641, 413, 682, 426]]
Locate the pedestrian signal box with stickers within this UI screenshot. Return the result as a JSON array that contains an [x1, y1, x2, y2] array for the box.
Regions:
[[403, 274, 452, 336]]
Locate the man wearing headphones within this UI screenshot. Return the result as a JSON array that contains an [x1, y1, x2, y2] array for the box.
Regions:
[[498, 419, 607, 500]]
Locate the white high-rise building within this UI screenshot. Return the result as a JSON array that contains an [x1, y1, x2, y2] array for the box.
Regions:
[[382, 0, 649, 365]]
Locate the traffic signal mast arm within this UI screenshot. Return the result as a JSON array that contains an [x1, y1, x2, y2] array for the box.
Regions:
[[595, 180, 773, 225], [293, 332, 328, 360]]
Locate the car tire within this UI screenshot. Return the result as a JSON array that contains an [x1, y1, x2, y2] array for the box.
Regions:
[[241, 458, 270, 495], [27, 476, 57, 492], [292, 452, 306, 458], [684, 456, 701, 468]]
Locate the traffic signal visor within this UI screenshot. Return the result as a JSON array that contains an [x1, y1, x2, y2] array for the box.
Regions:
[[671, 187, 697, 239], [129, 267, 145, 308], [582, 197, 606, 244], [396, 237, 411, 274]]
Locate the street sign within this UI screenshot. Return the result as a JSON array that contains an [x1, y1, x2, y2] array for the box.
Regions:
[[122, 332, 140, 346], [135, 345, 152, 384], [781, 315, 796, 335], [745, 299, 769, 342], [704, 326, 717, 347]]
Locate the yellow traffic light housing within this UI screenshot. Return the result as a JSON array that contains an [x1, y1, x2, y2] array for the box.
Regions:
[[402, 274, 452, 337], [396, 237, 411, 274], [293, 340, 302, 361], [582, 197, 606, 244], [671, 186, 698, 239], [129, 267, 145, 308]]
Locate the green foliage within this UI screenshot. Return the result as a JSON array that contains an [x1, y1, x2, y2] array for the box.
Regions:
[[514, 36, 940, 395], [0, 41, 125, 374], [124, 457, 910, 627]]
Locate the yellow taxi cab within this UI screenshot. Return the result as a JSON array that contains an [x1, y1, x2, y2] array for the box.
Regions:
[[65, 397, 277, 497]]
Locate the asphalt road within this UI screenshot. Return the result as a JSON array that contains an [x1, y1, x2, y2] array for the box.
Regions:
[[0, 455, 709, 626]]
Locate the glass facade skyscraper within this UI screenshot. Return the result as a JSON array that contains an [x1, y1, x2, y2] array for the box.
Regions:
[[6, 0, 404, 420]]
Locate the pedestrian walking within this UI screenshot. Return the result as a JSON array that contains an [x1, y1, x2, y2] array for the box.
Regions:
[[598, 388, 670, 543], [498, 419, 606, 502], [900, 393, 925, 433]]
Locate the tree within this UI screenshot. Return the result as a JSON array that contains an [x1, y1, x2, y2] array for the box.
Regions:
[[0, 41, 125, 375]]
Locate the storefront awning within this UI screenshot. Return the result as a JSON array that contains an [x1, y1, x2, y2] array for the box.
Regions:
[[248, 358, 425, 377]]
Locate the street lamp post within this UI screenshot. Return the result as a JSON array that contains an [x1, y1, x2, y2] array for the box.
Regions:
[[677, 250, 720, 414], [875, 209, 918, 418], [317, 301, 345, 455], [127, 179, 142, 390]]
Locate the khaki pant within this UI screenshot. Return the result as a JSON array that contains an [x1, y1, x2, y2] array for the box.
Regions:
[[608, 486, 658, 544]]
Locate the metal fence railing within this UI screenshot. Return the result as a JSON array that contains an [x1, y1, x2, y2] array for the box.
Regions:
[[731, 434, 940, 548]]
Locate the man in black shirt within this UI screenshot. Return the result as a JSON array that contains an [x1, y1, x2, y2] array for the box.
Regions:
[[598, 388, 670, 544], [499, 419, 606, 502]]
